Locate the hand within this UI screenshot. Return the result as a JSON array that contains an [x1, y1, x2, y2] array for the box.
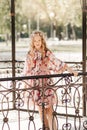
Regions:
[[66, 65, 78, 77], [73, 71, 78, 77]]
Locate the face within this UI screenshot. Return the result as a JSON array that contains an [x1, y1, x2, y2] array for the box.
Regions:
[[33, 35, 42, 50]]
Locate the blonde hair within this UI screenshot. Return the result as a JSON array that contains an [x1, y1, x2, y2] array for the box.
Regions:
[[30, 30, 48, 58]]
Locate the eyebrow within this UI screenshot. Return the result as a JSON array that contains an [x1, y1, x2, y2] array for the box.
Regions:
[[34, 39, 41, 42]]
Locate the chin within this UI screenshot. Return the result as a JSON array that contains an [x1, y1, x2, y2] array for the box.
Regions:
[[36, 48, 40, 50]]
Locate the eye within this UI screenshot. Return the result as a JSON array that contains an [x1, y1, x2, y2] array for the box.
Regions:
[[34, 40, 38, 43]]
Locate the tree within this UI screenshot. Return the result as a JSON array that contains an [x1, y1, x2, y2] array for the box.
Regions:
[[0, 0, 82, 38]]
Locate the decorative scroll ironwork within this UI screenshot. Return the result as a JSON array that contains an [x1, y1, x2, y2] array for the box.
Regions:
[[0, 72, 87, 130], [0, 60, 86, 130]]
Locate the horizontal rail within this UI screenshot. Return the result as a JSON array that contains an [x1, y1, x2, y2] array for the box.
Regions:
[[0, 72, 86, 82]]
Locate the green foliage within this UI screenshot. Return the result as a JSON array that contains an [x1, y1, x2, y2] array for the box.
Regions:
[[0, 0, 82, 39]]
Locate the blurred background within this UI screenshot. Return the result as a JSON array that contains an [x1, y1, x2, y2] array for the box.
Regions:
[[0, 0, 82, 41], [0, 0, 82, 62]]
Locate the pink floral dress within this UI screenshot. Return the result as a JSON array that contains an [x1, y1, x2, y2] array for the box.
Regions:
[[23, 50, 67, 107]]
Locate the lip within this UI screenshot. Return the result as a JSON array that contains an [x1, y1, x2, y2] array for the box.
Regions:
[[36, 45, 40, 47]]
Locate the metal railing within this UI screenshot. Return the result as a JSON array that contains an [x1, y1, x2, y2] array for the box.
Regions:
[[0, 60, 87, 130]]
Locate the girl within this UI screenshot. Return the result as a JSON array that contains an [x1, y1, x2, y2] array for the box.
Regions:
[[23, 30, 78, 130]]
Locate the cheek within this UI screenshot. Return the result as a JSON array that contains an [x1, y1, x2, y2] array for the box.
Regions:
[[40, 43, 42, 47], [40, 41, 42, 47], [34, 42, 37, 47]]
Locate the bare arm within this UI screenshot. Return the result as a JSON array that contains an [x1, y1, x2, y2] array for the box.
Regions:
[[65, 64, 78, 76]]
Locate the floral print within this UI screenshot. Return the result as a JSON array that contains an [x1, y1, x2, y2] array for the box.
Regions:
[[23, 50, 67, 107]]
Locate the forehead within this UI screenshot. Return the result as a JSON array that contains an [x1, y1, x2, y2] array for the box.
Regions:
[[33, 34, 41, 40]]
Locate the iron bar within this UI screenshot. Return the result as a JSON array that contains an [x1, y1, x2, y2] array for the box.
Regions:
[[0, 72, 87, 82], [82, 0, 87, 116], [11, 0, 16, 109]]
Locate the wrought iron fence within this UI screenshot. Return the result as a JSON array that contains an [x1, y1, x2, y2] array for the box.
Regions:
[[0, 60, 82, 77], [0, 60, 87, 130]]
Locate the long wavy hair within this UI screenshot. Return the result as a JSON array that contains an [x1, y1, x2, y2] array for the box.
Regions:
[[29, 30, 48, 58]]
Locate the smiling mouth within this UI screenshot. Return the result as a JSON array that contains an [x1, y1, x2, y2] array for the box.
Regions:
[[36, 45, 40, 47]]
